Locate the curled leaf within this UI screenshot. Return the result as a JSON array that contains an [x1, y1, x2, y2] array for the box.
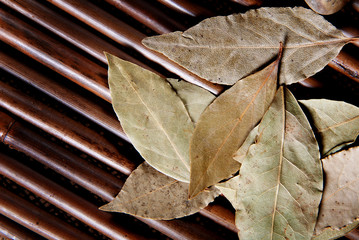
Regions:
[[233, 125, 259, 164], [216, 176, 240, 210], [189, 52, 280, 198], [305, 0, 350, 15], [167, 78, 216, 124], [107, 53, 194, 182], [143, 7, 350, 85], [100, 162, 220, 220], [300, 99, 359, 156], [313, 219, 359, 240], [314, 147, 359, 235], [236, 87, 323, 240]]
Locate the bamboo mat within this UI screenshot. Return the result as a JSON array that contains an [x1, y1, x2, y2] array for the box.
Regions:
[[0, 0, 358, 239]]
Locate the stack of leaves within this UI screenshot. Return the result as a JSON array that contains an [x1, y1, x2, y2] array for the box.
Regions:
[[100, 7, 359, 240]]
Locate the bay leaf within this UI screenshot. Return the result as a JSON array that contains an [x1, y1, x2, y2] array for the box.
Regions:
[[100, 162, 220, 220], [216, 175, 240, 210], [167, 78, 216, 124], [107, 53, 194, 182], [189, 52, 280, 198], [143, 7, 353, 85], [305, 0, 350, 15], [233, 125, 259, 164], [313, 219, 359, 240], [299, 99, 359, 156], [236, 87, 323, 240], [314, 146, 359, 235]]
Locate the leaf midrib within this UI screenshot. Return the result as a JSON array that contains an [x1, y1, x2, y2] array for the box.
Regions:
[[122, 68, 191, 173], [270, 88, 286, 240]]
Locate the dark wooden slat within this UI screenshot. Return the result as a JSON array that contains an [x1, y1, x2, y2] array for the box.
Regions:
[[230, 0, 263, 7], [0, 154, 151, 240], [1, 112, 123, 202], [0, 153, 234, 240], [46, 0, 224, 95], [156, 0, 213, 17], [0, 50, 129, 141], [104, 0, 185, 34], [0, 214, 45, 240], [347, 228, 359, 240], [1, 0, 155, 70], [0, 8, 112, 102], [328, 52, 359, 83], [0, 81, 136, 175], [0, 186, 95, 240]]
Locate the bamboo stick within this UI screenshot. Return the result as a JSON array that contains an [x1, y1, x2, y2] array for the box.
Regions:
[[0, 214, 45, 240], [0, 82, 136, 175], [0, 9, 112, 102], [104, 0, 185, 34], [0, 186, 95, 240], [0, 0, 152, 68], [45, 0, 223, 95], [0, 51, 129, 141], [156, 0, 212, 17], [1, 113, 123, 202]]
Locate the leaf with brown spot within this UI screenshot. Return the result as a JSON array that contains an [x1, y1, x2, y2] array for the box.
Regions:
[[305, 0, 350, 15], [314, 147, 359, 235], [300, 99, 359, 156], [188, 49, 281, 198], [312, 219, 359, 240], [143, 7, 353, 86], [107, 53, 194, 182], [236, 87, 323, 240], [100, 162, 220, 220]]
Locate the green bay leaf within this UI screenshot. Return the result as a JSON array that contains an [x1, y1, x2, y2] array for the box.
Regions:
[[300, 99, 359, 156], [107, 53, 194, 182], [167, 78, 216, 124], [236, 87, 323, 240], [189, 54, 280, 198], [314, 147, 359, 235], [100, 162, 220, 220], [143, 7, 351, 86]]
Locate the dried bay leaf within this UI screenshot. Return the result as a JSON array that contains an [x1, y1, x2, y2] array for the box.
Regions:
[[167, 78, 216, 123], [189, 52, 280, 198], [100, 162, 220, 220], [314, 147, 359, 235], [313, 219, 359, 240], [143, 7, 353, 85], [305, 0, 350, 15], [216, 176, 240, 210], [236, 87, 323, 240], [233, 125, 259, 164], [107, 53, 194, 182], [300, 99, 359, 156]]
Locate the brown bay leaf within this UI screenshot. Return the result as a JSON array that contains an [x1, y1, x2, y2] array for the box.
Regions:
[[167, 78, 216, 124], [107, 53, 194, 182], [189, 51, 280, 198], [100, 162, 220, 220], [143, 7, 353, 86], [236, 87, 323, 240], [314, 146, 359, 235], [300, 99, 359, 156], [305, 0, 350, 15]]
